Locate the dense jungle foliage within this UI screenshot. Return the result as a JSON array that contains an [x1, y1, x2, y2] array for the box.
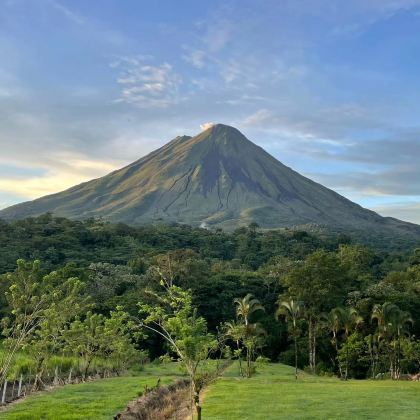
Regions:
[[0, 213, 420, 379]]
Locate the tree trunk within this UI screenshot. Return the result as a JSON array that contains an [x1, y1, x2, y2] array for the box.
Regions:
[[238, 356, 243, 377], [389, 348, 394, 380], [84, 358, 92, 381], [2, 380, 7, 404], [373, 343, 379, 379], [246, 347, 251, 378], [193, 381, 202, 420], [313, 327, 316, 374], [308, 317, 314, 373], [17, 374, 23, 398], [53, 366, 59, 386], [308, 317, 317, 374], [369, 346, 374, 379], [334, 336, 343, 378], [345, 343, 349, 380], [294, 335, 298, 380]]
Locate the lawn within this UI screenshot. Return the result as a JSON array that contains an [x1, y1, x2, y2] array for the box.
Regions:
[[202, 363, 420, 419], [0, 363, 184, 420]]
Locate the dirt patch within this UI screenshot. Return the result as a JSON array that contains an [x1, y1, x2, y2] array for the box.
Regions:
[[115, 379, 191, 420]]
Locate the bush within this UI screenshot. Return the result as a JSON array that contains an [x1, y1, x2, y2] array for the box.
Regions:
[[7, 355, 37, 380], [256, 356, 270, 366], [158, 354, 173, 364]]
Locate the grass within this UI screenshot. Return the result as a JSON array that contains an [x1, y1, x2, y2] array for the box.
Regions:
[[202, 363, 420, 419], [0, 363, 185, 420]]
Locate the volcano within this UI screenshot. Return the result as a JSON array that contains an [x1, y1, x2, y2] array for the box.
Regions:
[[1, 124, 419, 240]]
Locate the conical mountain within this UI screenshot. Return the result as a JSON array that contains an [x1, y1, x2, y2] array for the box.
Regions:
[[1, 124, 419, 239]]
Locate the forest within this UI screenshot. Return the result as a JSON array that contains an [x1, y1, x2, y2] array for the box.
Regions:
[[0, 213, 420, 415]]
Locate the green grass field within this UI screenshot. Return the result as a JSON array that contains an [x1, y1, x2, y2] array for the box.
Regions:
[[203, 363, 420, 419], [3, 362, 420, 419], [0, 363, 184, 420]]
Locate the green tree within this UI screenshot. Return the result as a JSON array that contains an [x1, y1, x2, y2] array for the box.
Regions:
[[224, 320, 246, 376], [389, 309, 413, 379], [283, 250, 350, 373], [0, 260, 85, 386], [26, 269, 89, 389], [337, 332, 366, 379], [138, 284, 216, 420], [321, 308, 343, 377], [233, 294, 265, 377], [87, 263, 139, 310], [336, 307, 363, 379], [276, 299, 302, 379], [371, 302, 412, 379], [63, 308, 138, 379]]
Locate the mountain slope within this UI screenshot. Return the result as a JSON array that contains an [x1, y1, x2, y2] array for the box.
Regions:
[[1, 124, 419, 239]]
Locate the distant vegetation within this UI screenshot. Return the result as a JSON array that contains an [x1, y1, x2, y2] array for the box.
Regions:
[[0, 214, 420, 416]]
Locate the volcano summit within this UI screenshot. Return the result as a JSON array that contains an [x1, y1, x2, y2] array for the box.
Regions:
[[1, 124, 419, 241]]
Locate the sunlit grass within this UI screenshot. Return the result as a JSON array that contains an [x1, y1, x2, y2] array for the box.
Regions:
[[0, 363, 184, 420], [203, 363, 420, 419]]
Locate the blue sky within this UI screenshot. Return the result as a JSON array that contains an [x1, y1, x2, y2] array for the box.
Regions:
[[1, 0, 420, 223]]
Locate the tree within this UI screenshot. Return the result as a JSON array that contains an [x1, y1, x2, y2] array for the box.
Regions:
[[224, 320, 246, 376], [26, 269, 90, 389], [371, 302, 412, 379], [63, 307, 138, 379], [283, 250, 350, 373], [63, 312, 107, 379], [0, 260, 86, 386], [233, 294, 265, 377], [276, 299, 302, 379], [336, 307, 363, 379], [337, 332, 366, 379], [389, 308, 413, 379], [321, 308, 343, 377], [87, 263, 139, 310], [138, 284, 216, 420]]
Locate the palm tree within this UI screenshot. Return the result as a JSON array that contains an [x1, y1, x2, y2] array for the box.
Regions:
[[389, 309, 413, 379], [371, 302, 403, 379], [371, 302, 399, 336], [225, 320, 246, 376], [337, 307, 363, 380], [233, 294, 264, 377], [321, 308, 344, 377], [276, 299, 302, 379], [365, 333, 382, 379], [234, 294, 264, 327]]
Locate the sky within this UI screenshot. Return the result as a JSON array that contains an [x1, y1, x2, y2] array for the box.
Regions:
[[1, 0, 420, 224]]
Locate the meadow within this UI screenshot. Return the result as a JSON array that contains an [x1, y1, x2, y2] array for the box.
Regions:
[[0, 363, 184, 420], [2, 361, 420, 419], [203, 363, 420, 419]]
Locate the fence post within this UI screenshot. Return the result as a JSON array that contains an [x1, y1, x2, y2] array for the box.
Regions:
[[68, 368, 72, 384], [17, 375, 23, 397], [2, 380, 8, 404], [54, 367, 59, 386]]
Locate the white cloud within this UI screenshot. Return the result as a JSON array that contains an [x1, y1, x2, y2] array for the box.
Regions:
[[49, 0, 85, 25], [113, 57, 183, 108], [182, 49, 206, 69], [200, 122, 214, 131]]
